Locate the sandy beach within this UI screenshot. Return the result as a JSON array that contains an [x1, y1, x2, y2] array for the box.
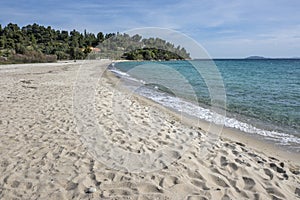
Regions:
[[0, 60, 299, 199]]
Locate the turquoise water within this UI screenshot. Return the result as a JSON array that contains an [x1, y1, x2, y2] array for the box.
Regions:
[[112, 59, 300, 150]]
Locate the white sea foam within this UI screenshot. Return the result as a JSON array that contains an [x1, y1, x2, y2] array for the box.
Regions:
[[110, 69, 130, 77], [109, 67, 145, 84], [109, 68, 300, 147], [139, 88, 300, 146]]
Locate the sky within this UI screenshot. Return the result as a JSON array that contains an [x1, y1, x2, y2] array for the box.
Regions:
[[1, 0, 300, 58]]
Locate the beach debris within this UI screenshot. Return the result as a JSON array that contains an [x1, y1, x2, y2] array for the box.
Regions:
[[85, 187, 96, 194]]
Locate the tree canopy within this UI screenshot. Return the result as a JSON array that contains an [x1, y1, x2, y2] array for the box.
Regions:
[[97, 33, 190, 60], [0, 23, 190, 63]]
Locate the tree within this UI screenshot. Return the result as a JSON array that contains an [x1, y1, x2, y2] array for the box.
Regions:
[[132, 34, 142, 42], [5, 23, 20, 32], [70, 29, 80, 47], [69, 47, 84, 60], [97, 32, 104, 43], [105, 33, 115, 39], [83, 47, 92, 55], [0, 22, 191, 64], [60, 30, 69, 42], [0, 35, 6, 49], [30, 34, 37, 46], [15, 43, 26, 54], [143, 50, 153, 60], [55, 51, 69, 60]]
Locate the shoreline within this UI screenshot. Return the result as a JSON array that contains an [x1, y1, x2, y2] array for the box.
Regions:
[[113, 60, 300, 158], [106, 66, 300, 165], [0, 60, 299, 199]]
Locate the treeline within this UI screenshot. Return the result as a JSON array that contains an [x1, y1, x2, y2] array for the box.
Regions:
[[98, 33, 190, 60], [0, 23, 109, 63], [0, 23, 190, 63], [124, 48, 188, 60]]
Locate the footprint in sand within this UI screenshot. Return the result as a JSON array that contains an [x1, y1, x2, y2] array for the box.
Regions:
[[228, 162, 238, 171], [263, 168, 274, 180], [266, 187, 285, 199], [242, 176, 255, 190], [220, 156, 228, 167], [159, 176, 179, 188], [295, 188, 300, 197], [11, 180, 20, 188], [210, 174, 229, 187]]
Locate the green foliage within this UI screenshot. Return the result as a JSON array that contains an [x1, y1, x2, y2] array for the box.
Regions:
[[0, 23, 191, 63], [97, 32, 104, 43], [0, 23, 107, 63], [123, 48, 187, 60], [98, 34, 191, 60], [54, 51, 70, 60], [9, 50, 57, 64], [69, 47, 85, 60]]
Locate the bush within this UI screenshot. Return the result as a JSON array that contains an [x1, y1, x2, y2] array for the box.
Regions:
[[8, 50, 57, 63]]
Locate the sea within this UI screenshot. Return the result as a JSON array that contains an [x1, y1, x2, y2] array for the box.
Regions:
[[110, 59, 300, 152]]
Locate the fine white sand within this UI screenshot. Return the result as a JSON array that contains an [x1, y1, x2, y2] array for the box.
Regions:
[[0, 60, 299, 199]]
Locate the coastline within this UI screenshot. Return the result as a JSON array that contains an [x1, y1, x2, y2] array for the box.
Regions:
[[0, 60, 299, 199], [110, 60, 300, 164]]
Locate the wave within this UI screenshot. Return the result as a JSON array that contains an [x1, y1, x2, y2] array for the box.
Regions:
[[108, 65, 300, 150], [109, 63, 146, 84]]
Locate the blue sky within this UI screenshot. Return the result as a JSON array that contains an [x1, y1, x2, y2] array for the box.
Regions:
[[1, 0, 300, 58]]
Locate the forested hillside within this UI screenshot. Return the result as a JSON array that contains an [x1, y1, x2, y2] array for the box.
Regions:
[[0, 23, 190, 63]]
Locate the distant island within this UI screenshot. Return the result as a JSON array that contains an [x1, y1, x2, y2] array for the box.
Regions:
[[0, 23, 190, 64], [244, 56, 300, 60], [244, 56, 267, 59]]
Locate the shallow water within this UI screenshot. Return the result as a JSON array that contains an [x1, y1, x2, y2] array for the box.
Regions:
[[112, 59, 300, 151]]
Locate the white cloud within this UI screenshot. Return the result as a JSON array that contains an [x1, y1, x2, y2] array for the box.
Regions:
[[202, 26, 300, 58], [1, 0, 300, 57]]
